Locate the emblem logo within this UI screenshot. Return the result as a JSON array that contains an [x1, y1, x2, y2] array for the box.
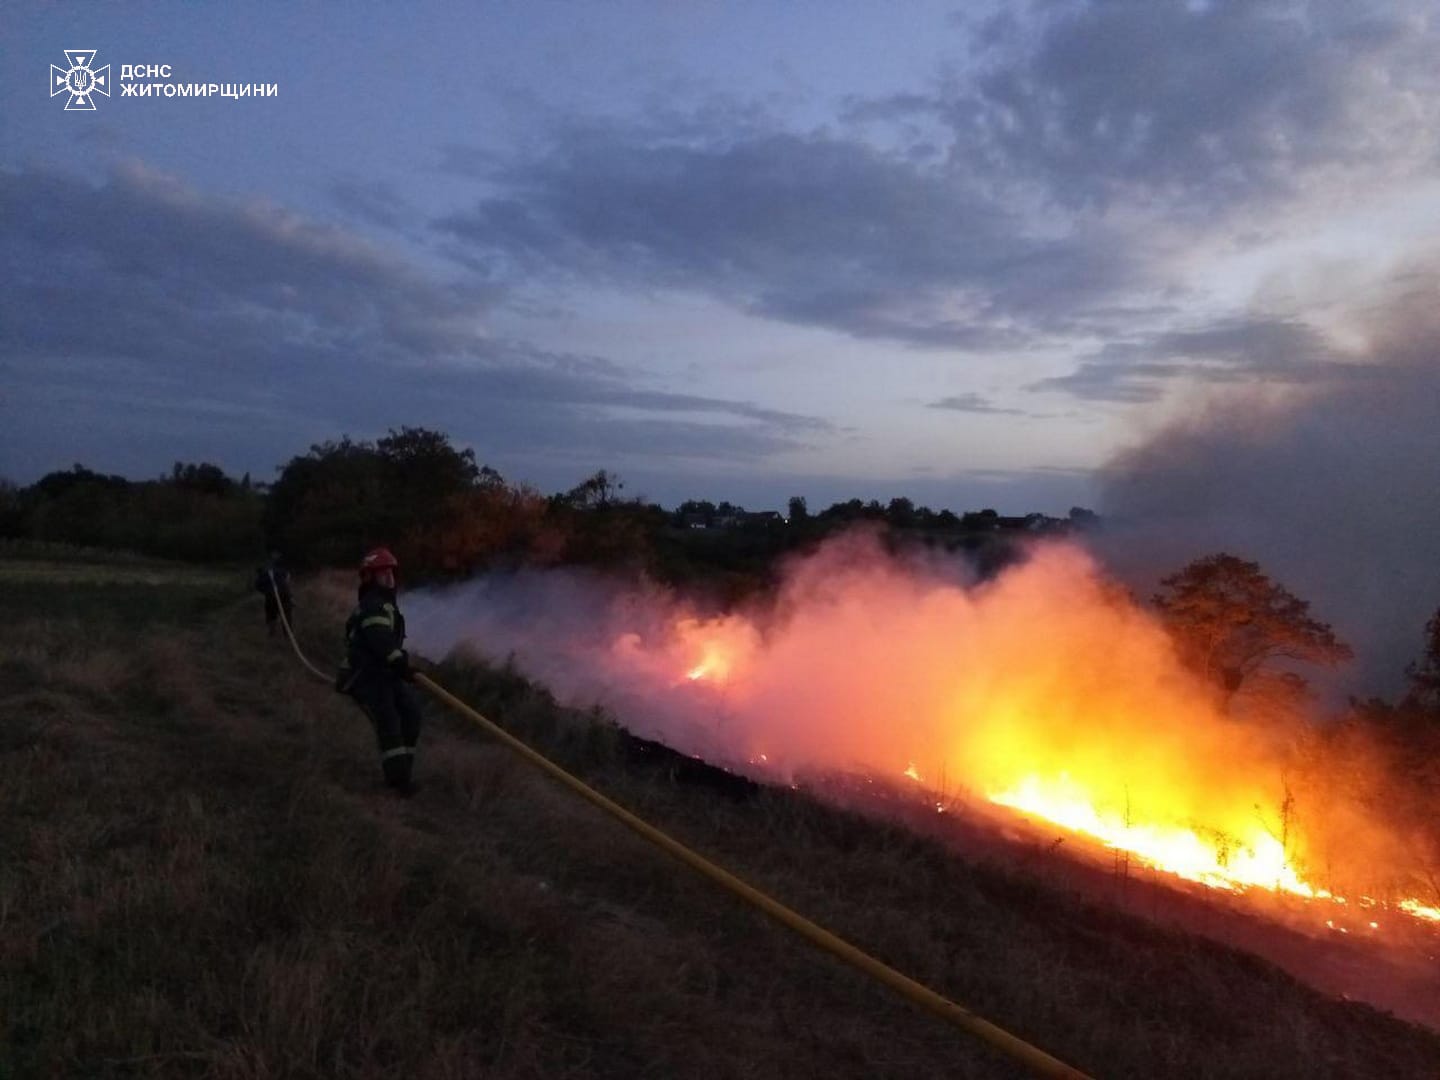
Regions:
[[51, 50, 110, 110]]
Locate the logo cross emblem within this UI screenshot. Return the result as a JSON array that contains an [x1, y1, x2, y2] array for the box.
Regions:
[[51, 50, 110, 111]]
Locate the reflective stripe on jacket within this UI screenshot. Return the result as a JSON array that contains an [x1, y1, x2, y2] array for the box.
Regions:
[[343, 584, 407, 677]]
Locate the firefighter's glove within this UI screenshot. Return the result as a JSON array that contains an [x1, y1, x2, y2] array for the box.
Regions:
[[390, 652, 415, 681]]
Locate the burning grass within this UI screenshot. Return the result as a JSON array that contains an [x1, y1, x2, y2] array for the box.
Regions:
[[4, 559, 1440, 1077], [407, 533, 1440, 939]]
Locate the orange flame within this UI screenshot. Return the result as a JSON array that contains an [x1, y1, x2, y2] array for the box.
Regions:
[[675, 616, 754, 686], [598, 537, 1438, 929], [987, 773, 1325, 896], [1400, 899, 1440, 923]]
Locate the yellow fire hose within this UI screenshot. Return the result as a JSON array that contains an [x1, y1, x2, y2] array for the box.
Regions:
[[266, 576, 1093, 1079]]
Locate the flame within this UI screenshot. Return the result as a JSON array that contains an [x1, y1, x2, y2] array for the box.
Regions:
[[987, 773, 1325, 896], [675, 616, 753, 686], [505, 535, 1440, 931], [1400, 899, 1440, 923], [686, 659, 717, 681]]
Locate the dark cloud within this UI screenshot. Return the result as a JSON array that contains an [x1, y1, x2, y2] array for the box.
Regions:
[[927, 392, 1027, 415], [0, 163, 828, 486], [9, 4, 1437, 515], [1033, 316, 1373, 402], [1097, 259, 1440, 695], [429, 1, 1438, 363], [435, 130, 1137, 348], [958, 0, 1440, 211]]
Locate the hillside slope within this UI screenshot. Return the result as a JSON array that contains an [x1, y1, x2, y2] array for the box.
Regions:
[[4, 558, 1440, 1079]]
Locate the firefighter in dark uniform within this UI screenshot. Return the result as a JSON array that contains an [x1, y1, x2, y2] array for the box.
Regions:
[[337, 547, 424, 795], [254, 552, 294, 637]]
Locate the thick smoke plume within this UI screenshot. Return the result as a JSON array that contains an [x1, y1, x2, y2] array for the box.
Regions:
[[1099, 259, 1440, 696]]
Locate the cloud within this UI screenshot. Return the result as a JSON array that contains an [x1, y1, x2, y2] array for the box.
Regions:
[[1032, 316, 1373, 402], [429, 3, 1440, 363], [0, 162, 829, 484], [434, 128, 1142, 349], [927, 392, 1027, 415], [956, 0, 1440, 213]]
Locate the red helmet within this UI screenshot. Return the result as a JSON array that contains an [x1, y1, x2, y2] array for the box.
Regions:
[[360, 547, 399, 574]]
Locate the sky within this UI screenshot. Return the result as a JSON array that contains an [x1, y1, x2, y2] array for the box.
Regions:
[[4, 0, 1440, 515]]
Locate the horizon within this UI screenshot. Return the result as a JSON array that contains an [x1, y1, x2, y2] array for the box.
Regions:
[[13, 447, 1099, 519]]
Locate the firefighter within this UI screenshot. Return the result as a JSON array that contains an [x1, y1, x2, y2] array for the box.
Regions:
[[337, 547, 424, 795], [254, 551, 294, 637]]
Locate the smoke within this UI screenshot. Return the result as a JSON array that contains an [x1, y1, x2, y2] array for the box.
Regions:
[[1098, 259, 1440, 697], [409, 533, 1298, 852]]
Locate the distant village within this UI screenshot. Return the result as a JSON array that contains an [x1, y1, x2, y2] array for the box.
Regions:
[[672, 498, 1100, 535]]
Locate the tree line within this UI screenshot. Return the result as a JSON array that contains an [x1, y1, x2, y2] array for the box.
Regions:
[[0, 461, 265, 563], [0, 427, 1094, 584]]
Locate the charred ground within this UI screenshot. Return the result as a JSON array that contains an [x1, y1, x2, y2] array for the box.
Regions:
[[4, 552, 1439, 1079]]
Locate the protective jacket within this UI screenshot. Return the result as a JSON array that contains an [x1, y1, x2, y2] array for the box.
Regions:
[[337, 582, 411, 691], [338, 581, 423, 792]]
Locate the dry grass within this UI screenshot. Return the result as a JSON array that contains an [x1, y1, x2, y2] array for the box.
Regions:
[[3, 569, 1440, 1078]]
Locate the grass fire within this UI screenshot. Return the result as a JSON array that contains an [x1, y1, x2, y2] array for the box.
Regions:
[[412, 534, 1440, 950]]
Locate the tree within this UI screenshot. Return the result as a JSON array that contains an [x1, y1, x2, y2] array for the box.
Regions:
[[169, 461, 234, 496], [377, 427, 480, 517], [1153, 553, 1352, 708], [1404, 606, 1440, 714], [886, 496, 916, 527], [565, 469, 624, 510], [787, 495, 808, 522], [265, 428, 488, 570], [0, 479, 22, 539]]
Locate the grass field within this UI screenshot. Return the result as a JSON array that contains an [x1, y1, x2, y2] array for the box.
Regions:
[[4, 553, 1440, 1078]]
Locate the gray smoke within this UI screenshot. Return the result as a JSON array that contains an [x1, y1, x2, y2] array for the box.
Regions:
[[1098, 261, 1440, 697]]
